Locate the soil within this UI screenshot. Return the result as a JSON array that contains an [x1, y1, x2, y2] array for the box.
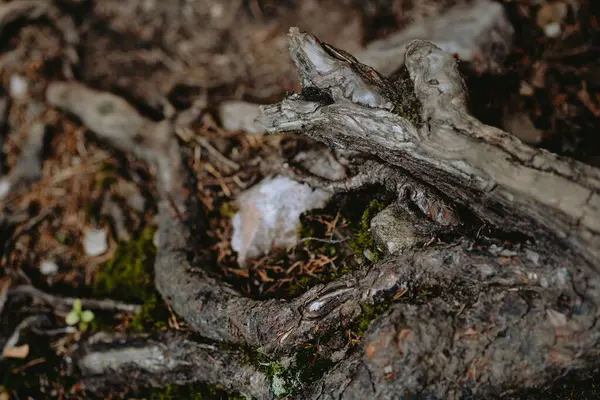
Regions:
[[1, 0, 599, 399]]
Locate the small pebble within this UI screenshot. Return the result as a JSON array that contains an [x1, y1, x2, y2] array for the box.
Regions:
[[83, 228, 109, 257], [40, 260, 59, 275], [0, 179, 10, 200], [9, 75, 29, 99], [544, 22, 562, 38]]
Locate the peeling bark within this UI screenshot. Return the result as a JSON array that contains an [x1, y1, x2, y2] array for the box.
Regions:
[[259, 30, 600, 268]]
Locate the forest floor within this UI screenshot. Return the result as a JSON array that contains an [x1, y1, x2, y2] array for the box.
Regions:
[[1, 0, 600, 399]]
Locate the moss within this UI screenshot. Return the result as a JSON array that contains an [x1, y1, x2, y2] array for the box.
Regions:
[[348, 199, 387, 260], [294, 345, 334, 385], [297, 221, 315, 243], [54, 231, 68, 244], [94, 226, 156, 302], [287, 276, 313, 296], [93, 226, 169, 332], [353, 302, 390, 337], [239, 344, 332, 398], [129, 293, 170, 332], [391, 66, 423, 127], [150, 383, 245, 400]]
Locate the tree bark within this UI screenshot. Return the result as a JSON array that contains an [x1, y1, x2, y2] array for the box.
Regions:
[[257, 29, 600, 399], [43, 24, 600, 400]]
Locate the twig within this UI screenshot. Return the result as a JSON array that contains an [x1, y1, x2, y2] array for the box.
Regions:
[[195, 135, 241, 171], [9, 285, 142, 314]]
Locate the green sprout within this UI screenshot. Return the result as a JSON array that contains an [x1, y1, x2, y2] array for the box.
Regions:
[[65, 299, 95, 331]]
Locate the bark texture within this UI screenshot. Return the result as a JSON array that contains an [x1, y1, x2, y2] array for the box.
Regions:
[[34, 16, 600, 400], [257, 29, 600, 399]]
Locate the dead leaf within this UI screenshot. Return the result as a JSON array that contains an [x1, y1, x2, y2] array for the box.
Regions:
[[2, 344, 29, 359]]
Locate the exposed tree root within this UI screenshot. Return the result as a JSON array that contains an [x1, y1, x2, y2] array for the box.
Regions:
[[0, 2, 596, 398]]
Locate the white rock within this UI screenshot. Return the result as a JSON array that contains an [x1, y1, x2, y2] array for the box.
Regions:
[[231, 176, 331, 266], [544, 22, 562, 38], [524, 248, 541, 266], [40, 260, 59, 275], [0, 178, 10, 200], [9, 75, 29, 99], [83, 228, 109, 257]]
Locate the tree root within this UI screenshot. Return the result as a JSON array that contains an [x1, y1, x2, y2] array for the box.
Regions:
[[34, 21, 600, 400], [70, 332, 273, 400]]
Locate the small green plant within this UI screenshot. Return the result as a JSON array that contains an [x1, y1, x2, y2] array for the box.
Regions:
[[65, 299, 95, 331]]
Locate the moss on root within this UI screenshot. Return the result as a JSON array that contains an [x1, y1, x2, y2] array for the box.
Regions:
[[236, 344, 332, 398], [391, 66, 423, 127], [353, 302, 390, 337], [150, 383, 245, 400], [348, 199, 387, 261]]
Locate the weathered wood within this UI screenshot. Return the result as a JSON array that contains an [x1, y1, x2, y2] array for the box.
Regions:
[[259, 29, 600, 269], [72, 332, 273, 399], [257, 28, 600, 399], [45, 27, 600, 399]]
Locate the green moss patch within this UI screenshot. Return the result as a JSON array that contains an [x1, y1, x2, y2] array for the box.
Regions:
[[94, 227, 156, 302], [348, 198, 387, 262], [93, 226, 169, 332]]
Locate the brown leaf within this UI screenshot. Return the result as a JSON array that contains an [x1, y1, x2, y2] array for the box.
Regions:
[[2, 344, 29, 359]]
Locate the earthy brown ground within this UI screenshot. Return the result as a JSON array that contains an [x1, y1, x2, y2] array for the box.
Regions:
[[1, 0, 599, 398]]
